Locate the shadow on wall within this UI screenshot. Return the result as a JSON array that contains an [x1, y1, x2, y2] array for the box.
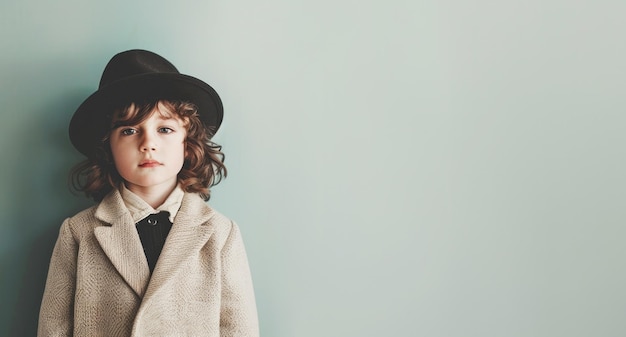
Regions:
[[0, 88, 94, 336]]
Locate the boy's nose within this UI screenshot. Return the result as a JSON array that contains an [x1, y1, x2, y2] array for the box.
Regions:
[[140, 134, 157, 152], [141, 144, 156, 152]]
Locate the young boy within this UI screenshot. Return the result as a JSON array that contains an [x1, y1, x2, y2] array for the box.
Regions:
[[38, 49, 259, 336]]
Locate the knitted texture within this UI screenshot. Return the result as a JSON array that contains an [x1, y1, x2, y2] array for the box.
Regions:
[[38, 190, 259, 337]]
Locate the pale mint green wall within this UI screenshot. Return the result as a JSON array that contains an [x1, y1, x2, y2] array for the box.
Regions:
[[2, 0, 626, 336]]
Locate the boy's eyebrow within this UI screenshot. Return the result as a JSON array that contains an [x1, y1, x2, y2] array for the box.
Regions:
[[111, 121, 133, 129], [111, 122, 123, 129]]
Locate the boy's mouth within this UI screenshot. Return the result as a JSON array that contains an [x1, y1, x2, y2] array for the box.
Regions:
[[139, 160, 161, 167]]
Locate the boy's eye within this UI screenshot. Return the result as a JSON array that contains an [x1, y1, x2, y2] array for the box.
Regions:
[[121, 128, 137, 135], [158, 127, 174, 133]]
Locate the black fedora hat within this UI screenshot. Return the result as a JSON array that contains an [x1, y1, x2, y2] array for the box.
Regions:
[[69, 49, 223, 157]]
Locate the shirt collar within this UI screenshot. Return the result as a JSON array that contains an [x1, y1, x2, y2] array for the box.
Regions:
[[119, 183, 185, 223]]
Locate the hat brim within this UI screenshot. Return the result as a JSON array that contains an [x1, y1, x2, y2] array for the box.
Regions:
[[69, 73, 223, 157]]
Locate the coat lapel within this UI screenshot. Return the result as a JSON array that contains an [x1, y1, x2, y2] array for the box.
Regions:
[[141, 193, 216, 302], [94, 190, 151, 297]]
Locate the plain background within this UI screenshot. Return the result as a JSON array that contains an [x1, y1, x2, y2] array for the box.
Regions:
[[1, 0, 625, 336]]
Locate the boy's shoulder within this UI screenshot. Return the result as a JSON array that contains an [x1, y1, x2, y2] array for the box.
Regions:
[[63, 204, 100, 230], [68, 204, 100, 222], [178, 192, 235, 230], [190, 201, 237, 238], [204, 205, 231, 225]]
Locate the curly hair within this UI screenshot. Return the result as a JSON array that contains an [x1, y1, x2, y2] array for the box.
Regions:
[[70, 100, 226, 202]]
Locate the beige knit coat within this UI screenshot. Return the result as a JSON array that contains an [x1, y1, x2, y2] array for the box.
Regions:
[[38, 190, 259, 336]]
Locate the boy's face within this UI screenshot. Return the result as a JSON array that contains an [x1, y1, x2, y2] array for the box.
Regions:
[[109, 106, 186, 196]]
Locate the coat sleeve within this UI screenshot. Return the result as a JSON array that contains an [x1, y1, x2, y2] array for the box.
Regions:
[[38, 218, 77, 337], [219, 221, 259, 337]]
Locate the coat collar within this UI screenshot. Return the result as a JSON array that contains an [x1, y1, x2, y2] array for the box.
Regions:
[[94, 189, 216, 299]]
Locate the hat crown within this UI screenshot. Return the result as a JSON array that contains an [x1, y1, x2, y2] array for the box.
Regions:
[[99, 50, 180, 88]]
